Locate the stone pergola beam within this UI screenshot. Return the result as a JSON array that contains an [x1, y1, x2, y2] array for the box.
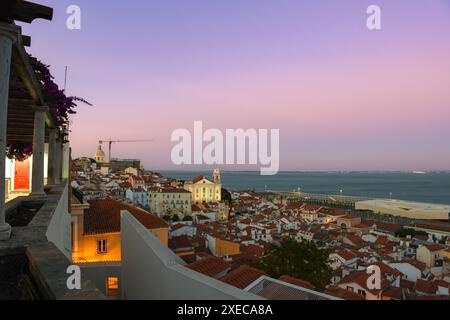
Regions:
[[0, 0, 53, 24]]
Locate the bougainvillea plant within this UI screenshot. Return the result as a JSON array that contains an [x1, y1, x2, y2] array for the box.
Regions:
[[6, 142, 33, 162], [5, 55, 91, 161]]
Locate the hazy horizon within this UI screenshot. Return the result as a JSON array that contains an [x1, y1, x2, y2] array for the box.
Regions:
[[156, 169, 450, 173]]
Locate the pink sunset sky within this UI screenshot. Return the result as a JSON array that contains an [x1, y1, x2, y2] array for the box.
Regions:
[[20, 0, 450, 171]]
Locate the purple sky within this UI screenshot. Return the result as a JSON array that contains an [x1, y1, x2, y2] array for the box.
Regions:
[[21, 0, 450, 171]]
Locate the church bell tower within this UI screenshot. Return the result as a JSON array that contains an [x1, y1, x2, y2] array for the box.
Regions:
[[213, 168, 221, 184]]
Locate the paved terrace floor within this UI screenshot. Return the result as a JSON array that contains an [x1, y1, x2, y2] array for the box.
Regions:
[[0, 182, 106, 300]]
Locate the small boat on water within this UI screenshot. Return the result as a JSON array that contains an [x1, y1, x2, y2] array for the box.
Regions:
[[412, 170, 427, 174]]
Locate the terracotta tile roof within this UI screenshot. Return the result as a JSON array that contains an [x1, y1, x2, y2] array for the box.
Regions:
[[325, 286, 364, 300], [363, 262, 403, 278], [436, 280, 450, 289], [382, 287, 404, 300], [220, 265, 266, 289], [191, 204, 203, 212], [169, 235, 193, 249], [171, 223, 188, 231], [84, 198, 167, 235], [286, 203, 303, 210], [192, 176, 207, 183], [241, 244, 265, 261], [333, 250, 358, 261], [374, 235, 392, 246], [318, 208, 346, 217], [338, 270, 390, 295], [157, 187, 191, 193], [372, 221, 402, 233], [415, 279, 437, 294], [345, 235, 366, 248], [180, 254, 197, 264], [407, 260, 427, 272], [422, 243, 445, 252], [278, 275, 315, 290], [400, 279, 415, 290], [301, 204, 321, 211], [187, 256, 231, 278], [254, 214, 267, 222], [352, 224, 370, 229], [169, 235, 205, 250]]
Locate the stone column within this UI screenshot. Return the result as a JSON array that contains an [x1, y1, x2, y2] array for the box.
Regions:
[[55, 138, 62, 184], [30, 106, 49, 197], [0, 25, 18, 240], [47, 129, 57, 185]]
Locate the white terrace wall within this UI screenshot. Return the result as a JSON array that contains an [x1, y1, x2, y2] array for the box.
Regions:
[[46, 182, 72, 260], [120, 211, 262, 300]]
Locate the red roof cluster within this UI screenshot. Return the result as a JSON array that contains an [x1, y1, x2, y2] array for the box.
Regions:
[[278, 275, 315, 290], [84, 198, 167, 235], [422, 243, 444, 252], [220, 265, 266, 289], [325, 286, 364, 300], [187, 256, 231, 278]]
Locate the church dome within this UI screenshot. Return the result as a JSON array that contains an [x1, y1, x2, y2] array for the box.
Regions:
[[94, 145, 106, 163]]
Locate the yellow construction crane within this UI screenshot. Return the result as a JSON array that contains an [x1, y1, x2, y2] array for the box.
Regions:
[[98, 139, 154, 162]]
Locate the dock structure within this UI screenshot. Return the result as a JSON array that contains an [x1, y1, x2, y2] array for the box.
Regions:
[[277, 191, 372, 210]]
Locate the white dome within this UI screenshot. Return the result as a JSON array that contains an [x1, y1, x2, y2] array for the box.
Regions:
[[94, 145, 106, 162]]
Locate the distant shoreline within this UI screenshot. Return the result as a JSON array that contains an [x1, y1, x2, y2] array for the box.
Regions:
[[157, 171, 450, 205], [155, 170, 450, 174]]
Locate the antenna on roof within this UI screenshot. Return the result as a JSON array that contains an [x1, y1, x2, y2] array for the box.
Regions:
[[64, 66, 68, 92]]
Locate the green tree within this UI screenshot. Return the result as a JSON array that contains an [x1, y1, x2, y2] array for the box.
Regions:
[[395, 228, 428, 238], [162, 215, 172, 222], [172, 214, 180, 222], [255, 239, 332, 291], [221, 188, 232, 203], [183, 215, 193, 222]]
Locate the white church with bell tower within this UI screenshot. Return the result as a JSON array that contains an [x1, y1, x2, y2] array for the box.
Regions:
[[184, 169, 222, 204]]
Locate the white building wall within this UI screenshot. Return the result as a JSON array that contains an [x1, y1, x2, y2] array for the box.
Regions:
[[206, 234, 216, 256], [120, 211, 261, 300], [388, 263, 422, 282], [171, 226, 197, 238]]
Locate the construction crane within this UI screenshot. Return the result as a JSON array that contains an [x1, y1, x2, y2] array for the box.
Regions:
[[98, 139, 154, 162]]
